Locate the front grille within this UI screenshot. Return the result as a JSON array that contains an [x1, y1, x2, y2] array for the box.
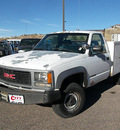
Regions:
[[0, 67, 31, 85]]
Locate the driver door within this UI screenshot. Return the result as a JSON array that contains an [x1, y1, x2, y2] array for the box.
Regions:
[[87, 33, 111, 86]]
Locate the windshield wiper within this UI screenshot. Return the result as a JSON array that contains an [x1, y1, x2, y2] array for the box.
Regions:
[[34, 47, 75, 53], [33, 48, 46, 50], [54, 48, 74, 52]]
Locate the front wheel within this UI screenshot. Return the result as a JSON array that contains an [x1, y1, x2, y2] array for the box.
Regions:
[[52, 83, 86, 118]]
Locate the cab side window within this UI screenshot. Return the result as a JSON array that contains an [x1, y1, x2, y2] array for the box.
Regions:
[[90, 34, 106, 55]]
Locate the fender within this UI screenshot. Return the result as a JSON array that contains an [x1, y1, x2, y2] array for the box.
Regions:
[[56, 66, 88, 89]]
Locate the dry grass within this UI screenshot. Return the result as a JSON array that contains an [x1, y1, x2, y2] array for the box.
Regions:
[[0, 34, 45, 41]]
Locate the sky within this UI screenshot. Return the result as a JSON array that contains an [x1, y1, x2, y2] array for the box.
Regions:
[[0, 0, 120, 38]]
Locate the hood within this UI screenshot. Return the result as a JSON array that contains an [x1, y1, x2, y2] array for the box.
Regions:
[[0, 51, 80, 70]]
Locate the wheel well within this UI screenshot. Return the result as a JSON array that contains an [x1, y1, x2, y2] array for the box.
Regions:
[[60, 73, 85, 91]]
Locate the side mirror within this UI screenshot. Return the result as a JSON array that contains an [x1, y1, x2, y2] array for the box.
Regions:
[[92, 45, 103, 52], [82, 43, 90, 50]]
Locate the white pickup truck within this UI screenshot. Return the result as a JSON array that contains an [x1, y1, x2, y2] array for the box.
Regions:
[[0, 31, 120, 118]]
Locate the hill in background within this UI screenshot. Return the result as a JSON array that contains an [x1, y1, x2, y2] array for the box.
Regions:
[[0, 34, 45, 41]]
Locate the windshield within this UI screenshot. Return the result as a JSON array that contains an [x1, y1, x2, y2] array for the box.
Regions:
[[34, 33, 89, 53]]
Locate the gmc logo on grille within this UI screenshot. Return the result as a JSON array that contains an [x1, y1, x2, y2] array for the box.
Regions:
[[4, 73, 15, 79]]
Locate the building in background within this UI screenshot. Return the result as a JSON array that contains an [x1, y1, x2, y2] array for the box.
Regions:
[[92, 24, 120, 41], [104, 24, 120, 41]]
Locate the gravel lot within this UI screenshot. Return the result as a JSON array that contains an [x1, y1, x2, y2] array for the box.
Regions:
[[0, 79, 120, 130]]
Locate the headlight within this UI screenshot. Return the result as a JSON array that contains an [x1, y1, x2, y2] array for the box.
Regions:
[[34, 72, 52, 87]]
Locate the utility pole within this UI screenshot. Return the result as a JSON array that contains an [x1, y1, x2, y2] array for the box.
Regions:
[[63, 0, 65, 31]]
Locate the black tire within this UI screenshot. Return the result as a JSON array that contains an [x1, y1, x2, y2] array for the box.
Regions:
[[52, 83, 86, 118], [113, 73, 120, 85]]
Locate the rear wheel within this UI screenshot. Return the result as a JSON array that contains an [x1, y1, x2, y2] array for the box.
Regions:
[[52, 83, 86, 118]]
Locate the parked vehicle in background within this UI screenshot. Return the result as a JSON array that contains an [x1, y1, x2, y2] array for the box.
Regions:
[[18, 38, 41, 53], [6, 39, 21, 54], [7, 39, 21, 45], [0, 41, 13, 57]]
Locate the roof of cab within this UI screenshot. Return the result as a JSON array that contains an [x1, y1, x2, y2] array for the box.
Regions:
[[49, 31, 102, 35]]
